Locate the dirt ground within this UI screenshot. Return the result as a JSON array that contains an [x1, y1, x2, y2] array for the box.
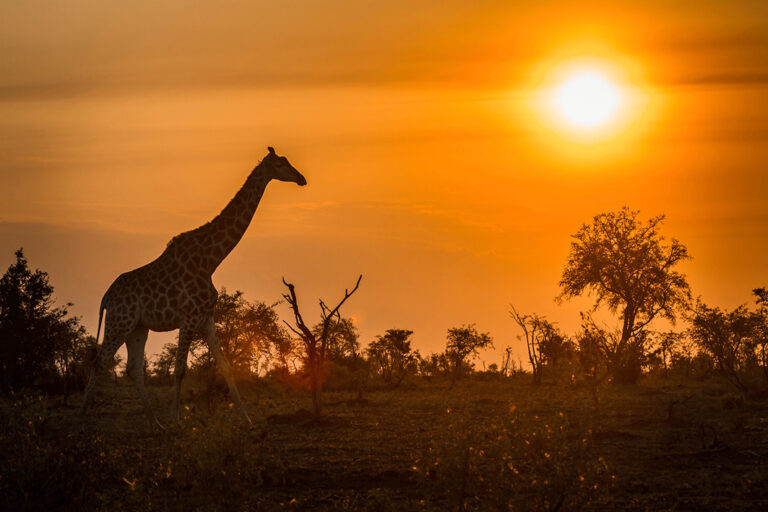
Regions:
[[2, 375, 768, 511]]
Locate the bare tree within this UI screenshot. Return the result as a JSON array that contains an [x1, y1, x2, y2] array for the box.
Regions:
[[282, 275, 362, 417], [510, 306, 565, 384]]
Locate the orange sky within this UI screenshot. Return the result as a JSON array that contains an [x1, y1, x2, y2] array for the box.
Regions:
[[2, 1, 767, 364]]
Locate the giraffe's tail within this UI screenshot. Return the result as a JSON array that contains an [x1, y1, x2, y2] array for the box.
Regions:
[[95, 295, 106, 345]]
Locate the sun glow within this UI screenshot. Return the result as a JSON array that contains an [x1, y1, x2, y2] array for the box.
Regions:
[[523, 52, 653, 152], [555, 71, 620, 128]]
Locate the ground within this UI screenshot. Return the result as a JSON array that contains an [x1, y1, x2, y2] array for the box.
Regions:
[[2, 375, 767, 511]]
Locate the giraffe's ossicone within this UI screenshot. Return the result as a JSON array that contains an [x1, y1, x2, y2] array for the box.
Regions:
[[80, 147, 307, 427]]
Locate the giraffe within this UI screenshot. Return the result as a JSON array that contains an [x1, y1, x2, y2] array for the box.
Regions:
[[80, 147, 306, 426]]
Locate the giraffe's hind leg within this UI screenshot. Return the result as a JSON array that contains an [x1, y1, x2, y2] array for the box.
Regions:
[[125, 326, 161, 428], [170, 327, 194, 422], [80, 321, 129, 415]]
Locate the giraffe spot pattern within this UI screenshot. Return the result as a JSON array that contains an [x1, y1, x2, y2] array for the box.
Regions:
[[82, 153, 301, 425]]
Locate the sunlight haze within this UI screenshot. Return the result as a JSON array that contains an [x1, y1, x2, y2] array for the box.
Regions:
[[1, 0, 767, 365]]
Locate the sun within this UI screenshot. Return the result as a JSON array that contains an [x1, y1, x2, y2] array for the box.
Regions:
[[521, 53, 653, 151], [555, 71, 620, 128]]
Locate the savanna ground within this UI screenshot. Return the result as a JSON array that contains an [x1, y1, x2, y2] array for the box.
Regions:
[[2, 375, 767, 511]]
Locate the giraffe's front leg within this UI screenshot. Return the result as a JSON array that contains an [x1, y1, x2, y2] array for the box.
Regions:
[[203, 316, 255, 426], [170, 328, 194, 422]]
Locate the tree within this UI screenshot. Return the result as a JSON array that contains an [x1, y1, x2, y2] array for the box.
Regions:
[[753, 287, 768, 387], [190, 289, 287, 378], [365, 329, 419, 387], [0, 249, 93, 392], [559, 208, 691, 383], [650, 330, 685, 373], [690, 301, 761, 393], [282, 275, 362, 417], [270, 336, 301, 378], [312, 317, 360, 364], [574, 319, 605, 380], [151, 342, 178, 380], [445, 324, 494, 379], [576, 313, 649, 384], [539, 329, 574, 371], [419, 352, 451, 378], [53, 332, 101, 400], [509, 307, 567, 384]]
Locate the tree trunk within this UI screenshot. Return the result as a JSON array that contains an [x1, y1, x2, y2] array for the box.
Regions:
[[310, 358, 322, 417], [533, 364, 542, 385]]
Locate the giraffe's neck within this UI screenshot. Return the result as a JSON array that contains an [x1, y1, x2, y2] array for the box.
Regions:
[[196, 164, 270, 273]]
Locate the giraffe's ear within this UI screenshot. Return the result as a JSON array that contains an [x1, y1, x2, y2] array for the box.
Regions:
[[267, 146, 275, 155]]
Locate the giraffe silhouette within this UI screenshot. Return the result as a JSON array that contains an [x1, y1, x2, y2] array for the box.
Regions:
[[80, 147, 306, 426]]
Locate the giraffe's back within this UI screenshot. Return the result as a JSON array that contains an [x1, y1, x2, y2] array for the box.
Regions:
[[104, 257, 217, 333]]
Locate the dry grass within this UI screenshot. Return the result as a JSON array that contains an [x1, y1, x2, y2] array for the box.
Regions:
[[2, 375, 768, 511]]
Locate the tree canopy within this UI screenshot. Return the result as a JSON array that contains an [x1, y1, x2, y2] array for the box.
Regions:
[[560, 207, 691, 344], [0, 249, 92, 391], [446, 324, 493, 378], [510, 307, 569, 384], [690, 302, 763, 392], [189, 289, 289, 376], [312, 317, 360, 363], [366, 329, 419, 386]]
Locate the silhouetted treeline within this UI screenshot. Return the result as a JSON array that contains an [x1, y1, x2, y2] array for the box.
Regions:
[[3, 207, 768, 404], [508, 208, 768, 396]]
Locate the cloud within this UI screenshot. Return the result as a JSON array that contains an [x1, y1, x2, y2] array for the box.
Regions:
[[670, 73, 768, 87]]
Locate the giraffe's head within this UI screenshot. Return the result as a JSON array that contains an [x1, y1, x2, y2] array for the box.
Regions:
[[261, 147, 307, 186]]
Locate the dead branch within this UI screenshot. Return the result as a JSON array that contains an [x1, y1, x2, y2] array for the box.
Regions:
[[321, 275, 363, 325], [280, 274, 363, 417], [281, 277, 314, 342]]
